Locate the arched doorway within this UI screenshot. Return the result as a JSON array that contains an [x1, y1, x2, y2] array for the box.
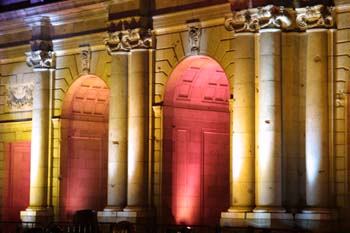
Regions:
[[162, 56, 230, 226], [1, 142, 30, 221], [60, 75, 109, 220]]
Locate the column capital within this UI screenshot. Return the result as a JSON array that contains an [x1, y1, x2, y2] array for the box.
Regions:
[[296, 4, 334, 30], [26, 40, 55, 70], [104, 28, 153, 55], [225, 4, 334, 33], [225, 5, 294, 33], [26, 16, 55, 70]]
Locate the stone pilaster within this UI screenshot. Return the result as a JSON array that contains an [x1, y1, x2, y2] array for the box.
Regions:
[[20, 16, 54, 224], [124, 48, 150, 212], [99, 26, 154, 223], [253, 29, 285, 214], [295, 29, 336, 220], [221, 33, 255, 223], [99, 32, 129, 221]]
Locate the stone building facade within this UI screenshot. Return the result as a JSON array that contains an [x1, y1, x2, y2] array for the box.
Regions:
[[0, 0, 349, 231]]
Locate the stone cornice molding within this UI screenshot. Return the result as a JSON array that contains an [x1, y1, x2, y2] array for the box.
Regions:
[[104, 28, 153, 54], [225, 4, 334, 33]]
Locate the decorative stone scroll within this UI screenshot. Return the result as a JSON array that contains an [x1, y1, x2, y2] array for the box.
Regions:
[[80, 44, 91, 74], [26, 40, 55, 69], [225, 4, 334, 33], [296, 4, 334, 30], [188, 23, 201, 55], [104, 28, 153, 54]]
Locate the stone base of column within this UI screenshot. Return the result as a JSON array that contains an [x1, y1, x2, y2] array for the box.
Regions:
[[97, 206, 125, 223], [246, 212, 294, 220], [98, 207, 154, 224], [248, 206, 292, 220], [20, 207, 53, 226], [220, 206, 253, 222], [221, 212, 294, 228], [295, 208, 338, 220]]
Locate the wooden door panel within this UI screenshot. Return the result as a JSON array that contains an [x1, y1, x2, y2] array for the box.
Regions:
[[169, 108, 230, 226], [202, 131, 230, 225], [63, 137, 106, 219], [2, 142, 30, 221]]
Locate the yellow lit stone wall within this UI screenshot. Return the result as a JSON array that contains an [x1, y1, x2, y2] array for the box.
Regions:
[[334, 3, 350, 220]]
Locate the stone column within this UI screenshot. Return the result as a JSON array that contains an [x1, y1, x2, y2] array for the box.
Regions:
[[281, 32, 302, 211], [105, 52, 129, 211], [98, 31, 130, 222], [20, 16, 54, 223], [29, 69, 51, 208], [124, 48, 150, 212], [303, 29, 330, 212], [228, 33, 255, 213], [254, 29, 285, 213]]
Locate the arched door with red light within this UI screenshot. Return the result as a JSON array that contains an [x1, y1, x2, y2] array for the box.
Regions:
[[60, 75, 109, 220], [163, 56, 230, 226], [2, 142, 30, 221]]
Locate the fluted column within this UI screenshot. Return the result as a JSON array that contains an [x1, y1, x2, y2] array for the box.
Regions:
[[105, 52, 129, 210], [228, 33, 255, 212], [21, 16, 54, 223], [303, 29, 329, 211], [254, 29, 284, 213]]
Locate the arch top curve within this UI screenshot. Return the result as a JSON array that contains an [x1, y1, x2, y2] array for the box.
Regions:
[[61, 74, 110, 121], [163, 55, 230, 112]]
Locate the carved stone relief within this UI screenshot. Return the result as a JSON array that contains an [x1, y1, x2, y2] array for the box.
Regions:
[[26, 40, 55, 69], [188, 24, 201, 55], [80, 44, 91, 74], [105, 28, 153, 54], [7, 83, 34, 110], [225, 4, 334, 33], [296, 4, 333, 30]]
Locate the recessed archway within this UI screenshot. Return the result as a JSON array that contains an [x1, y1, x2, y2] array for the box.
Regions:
[[60, 75, 109, 220], [162, 56, 230, 226]]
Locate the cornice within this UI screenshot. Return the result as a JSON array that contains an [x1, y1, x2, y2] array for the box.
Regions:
[[0, 0, 110, 22], [153, 3, 231, 34]]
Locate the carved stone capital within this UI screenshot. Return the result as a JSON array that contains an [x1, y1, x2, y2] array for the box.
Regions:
[[188, 24, 201, 55], [296, 4, 334, 30], [26, 50, 55, 70], [225, 5, 294, 32], [105, 28, 153, 54], [26, 39, 55, 69], [225, 4, 334, 33]]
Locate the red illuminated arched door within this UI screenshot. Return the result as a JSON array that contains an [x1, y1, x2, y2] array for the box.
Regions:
[[2, 142, 30, 221], [60, 75, 109, 220], [163, 56, 230, 226]]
